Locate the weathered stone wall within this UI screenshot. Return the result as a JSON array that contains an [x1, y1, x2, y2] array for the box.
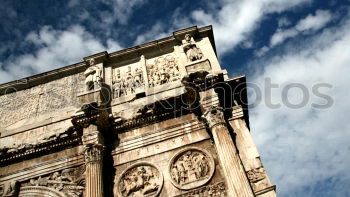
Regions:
[[0, 73, 84, 130]]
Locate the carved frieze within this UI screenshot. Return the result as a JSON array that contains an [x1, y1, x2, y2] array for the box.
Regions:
[[116, 162, 163, 197], [182, 34, 203, 62], [247, 167, 270, 192], [173, 182, 226, 197], [247, 167, 266, 183], [112, 65, 145, 98], [0, 127, 82, 166], [146, 54, 181, 88], [168, 147, 215, 190], [20, 165, 85, 197]]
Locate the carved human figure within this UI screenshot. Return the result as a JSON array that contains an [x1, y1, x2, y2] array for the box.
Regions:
[[171, 166, 180, 184], [182, 34, 203, 62], [119, 165, 161, 197], [166, 55, 180, 82], [124, 66, 135, 95], [3, 181, 18, 197], [84, 58, 102, 91], [170, 149, 212, 187], [134, 67, 143, 88], [113, 69, 124, 98]]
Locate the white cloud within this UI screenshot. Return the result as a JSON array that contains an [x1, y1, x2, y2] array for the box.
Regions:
[[249, 11, 350, 197], [99, 0, 146, 25], [0, 25, 122, 83], [134, 22, 169, 45], [278, 17, 292, 27], [188, 0, 313, 55], [133, 0, 312, 56], [270, 10, 332, 47], [296, 10, 333, 31]]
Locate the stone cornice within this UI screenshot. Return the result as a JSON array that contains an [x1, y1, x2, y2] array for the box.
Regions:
[[0, 132, 82, 167]]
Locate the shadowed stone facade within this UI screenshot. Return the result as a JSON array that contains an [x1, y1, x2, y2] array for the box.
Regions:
[[0, 26, 276, 197]]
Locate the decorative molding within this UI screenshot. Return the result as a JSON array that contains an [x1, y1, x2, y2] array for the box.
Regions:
[[168, 147, 215, 190], [173, 182, 226, 197], [247, 167, 266, 183], [0, 132, 82, 167], [113, 119, 205, 155], [19, 186, 67, 197], [116, 162, 163, 197]]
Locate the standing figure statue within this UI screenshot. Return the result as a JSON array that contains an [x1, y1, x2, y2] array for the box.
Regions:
[[125, 66, 134, 95], [84, 58, 102, 91], [113, 69, 123, 98], [182, 34, 203, 62], [134, 67, 143, 88]]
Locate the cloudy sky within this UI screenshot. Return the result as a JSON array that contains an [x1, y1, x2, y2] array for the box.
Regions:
[[1, 0, 350, 196]]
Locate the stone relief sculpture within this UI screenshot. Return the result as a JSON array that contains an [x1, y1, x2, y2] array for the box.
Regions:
[[247, 167, 269, 192], [168, 147, 215, 190], [182, 34, 203, 62], [147, 55, 180, 88], [1, 181, 19, 197], [116, 162, 163, 197], [112, 65, 144, 98], [20, 166, 85, 197], [173, 182, 226, 197], [84, 58, 103, 91]]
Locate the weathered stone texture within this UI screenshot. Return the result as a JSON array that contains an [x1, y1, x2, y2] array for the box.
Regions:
[[0, 74, 82, 129], [0, 26, 276, 197]]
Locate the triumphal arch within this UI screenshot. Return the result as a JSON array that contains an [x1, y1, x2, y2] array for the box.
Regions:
[[0, 26, 276, 197]]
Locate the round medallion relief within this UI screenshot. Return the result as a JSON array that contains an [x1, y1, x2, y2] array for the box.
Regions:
[[116, 162, 163, 197], [168, 147, 215, 190]]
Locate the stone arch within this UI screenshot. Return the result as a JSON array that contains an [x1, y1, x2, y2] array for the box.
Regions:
[[18, 186, 67, 197]]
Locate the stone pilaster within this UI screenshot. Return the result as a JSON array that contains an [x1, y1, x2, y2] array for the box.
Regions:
[[82, 125, 105, 197], [229, 105, 276, 197], [202, 106, 254, 197]]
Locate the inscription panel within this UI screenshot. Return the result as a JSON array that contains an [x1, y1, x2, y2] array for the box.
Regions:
[[0, 74, 82, 129]]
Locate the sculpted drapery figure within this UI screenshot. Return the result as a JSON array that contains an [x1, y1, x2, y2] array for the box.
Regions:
[[182, 34, 203, 62], [84, 58, 102, 91], [147, 55, 180, 88], [112, 65, 144, 98]]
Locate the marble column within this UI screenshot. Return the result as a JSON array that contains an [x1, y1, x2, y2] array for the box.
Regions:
[[202, 106, 254, 197], [229, 105, 276, 197], [82, 125, 105, 197]]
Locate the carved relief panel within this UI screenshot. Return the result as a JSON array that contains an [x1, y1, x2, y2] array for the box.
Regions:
[[247, 167, 270, 192], [146, 54, 181, 88], [112, 64, 145, 99], [116, 162, 163, 197], [168, 147, 215, 190], [19, 165, 85, 197]]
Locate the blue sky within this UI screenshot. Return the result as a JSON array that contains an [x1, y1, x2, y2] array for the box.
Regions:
[[1, 0, 350, 196]]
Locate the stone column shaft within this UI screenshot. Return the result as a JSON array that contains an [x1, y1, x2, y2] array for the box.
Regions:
[[229, 107, 276, 197], [203, 106, 254, 197], [83, 125, 105, 197]]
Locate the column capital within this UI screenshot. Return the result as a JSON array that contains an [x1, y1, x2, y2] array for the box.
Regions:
[[83, 143, 105, 164], [202, 106, 225, 129]]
